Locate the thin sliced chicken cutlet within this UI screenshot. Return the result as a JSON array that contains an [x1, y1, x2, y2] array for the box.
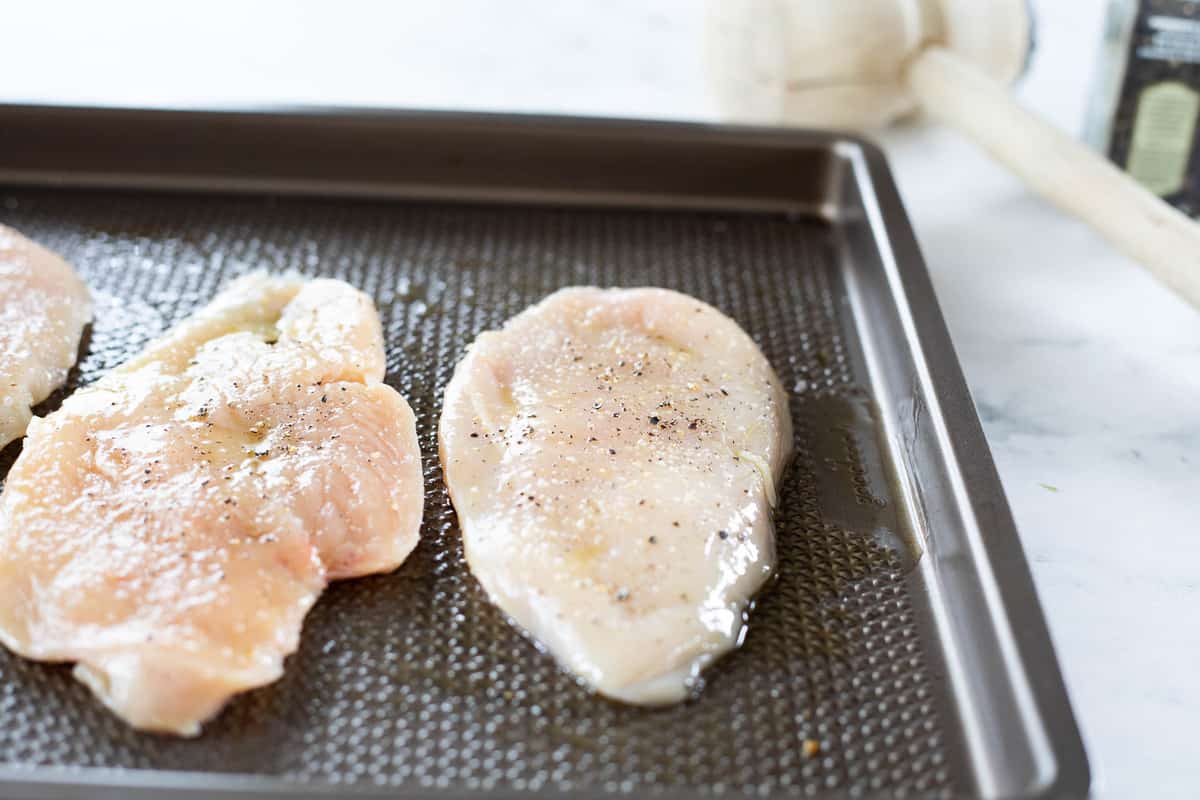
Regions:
[[440, 287, 792, 704], [0, 272, 423, 735], [0, 224, 92, 449]]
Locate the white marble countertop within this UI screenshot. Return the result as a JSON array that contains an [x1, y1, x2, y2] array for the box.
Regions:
[[881, 7, 1200, 799], [3, 1, 1199, 797]]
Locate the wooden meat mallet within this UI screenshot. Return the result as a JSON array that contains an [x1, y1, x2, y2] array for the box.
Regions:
[[706, 0, 1200, 309]]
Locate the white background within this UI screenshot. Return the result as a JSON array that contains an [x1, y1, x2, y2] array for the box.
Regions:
[[3, 1, 1200, 797]]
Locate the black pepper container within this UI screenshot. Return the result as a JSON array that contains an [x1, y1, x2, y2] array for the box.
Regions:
[[1087, 0, 1200, 216]]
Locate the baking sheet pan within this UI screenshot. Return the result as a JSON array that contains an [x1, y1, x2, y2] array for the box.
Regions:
[[0, 105, 1088, 799]]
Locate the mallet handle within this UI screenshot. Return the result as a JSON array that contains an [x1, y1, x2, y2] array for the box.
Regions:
[[909, 45, 1200, 309]]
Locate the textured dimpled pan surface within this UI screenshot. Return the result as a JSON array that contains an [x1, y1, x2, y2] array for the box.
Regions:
[[0, 108, 1088, 800]]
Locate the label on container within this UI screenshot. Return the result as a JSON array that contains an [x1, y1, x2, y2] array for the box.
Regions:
[[1127, 81, 1200, 195], [1108, 0, 1200, 214]]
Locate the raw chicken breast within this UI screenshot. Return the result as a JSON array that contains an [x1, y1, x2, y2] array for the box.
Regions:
[[0, 225, 92, 449], [0, 273, 423, 735], [440, 287, 792, 704]]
